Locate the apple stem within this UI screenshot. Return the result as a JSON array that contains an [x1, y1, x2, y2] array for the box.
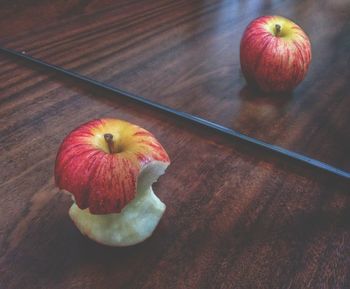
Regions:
[[104, 133, 115, 154], [275, 24, 281, 36]]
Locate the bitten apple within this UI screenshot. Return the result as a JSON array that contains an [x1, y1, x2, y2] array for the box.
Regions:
[[240, 15, 311, 93], [55, 118, 170, 246]]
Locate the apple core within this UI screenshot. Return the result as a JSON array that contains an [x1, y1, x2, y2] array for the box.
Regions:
[[55, 118, 171, 246]]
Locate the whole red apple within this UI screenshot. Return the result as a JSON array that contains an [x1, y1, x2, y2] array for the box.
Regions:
[[240, 15, 312, 93], [55, 118, 170, 246]]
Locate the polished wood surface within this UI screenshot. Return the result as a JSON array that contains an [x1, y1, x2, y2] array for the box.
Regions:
[[0, 0, 117, 38], [1, 0, 349, 171], [1, 1, 350, 289], [1, 54, 350, 289]]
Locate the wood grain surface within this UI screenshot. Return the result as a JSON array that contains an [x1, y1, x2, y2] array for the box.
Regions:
[[0, 53, 350, 289], [1, 1, 350, 289], [1, 0, 349, 171]]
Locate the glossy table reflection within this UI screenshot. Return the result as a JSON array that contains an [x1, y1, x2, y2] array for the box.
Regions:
[[1, 54, 349, 289], [0, 1, 350, 289], [1, 0, 349, 171]]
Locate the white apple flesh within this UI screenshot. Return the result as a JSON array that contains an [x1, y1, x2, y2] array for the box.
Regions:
[[55, 119, 170, 246], [69, 187, 165, 246], [69, 161, 168, 246]]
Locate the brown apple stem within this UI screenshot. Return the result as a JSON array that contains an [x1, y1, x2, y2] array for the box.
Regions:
[[104, 133, 115, 154], [275, 24, 281, 36]]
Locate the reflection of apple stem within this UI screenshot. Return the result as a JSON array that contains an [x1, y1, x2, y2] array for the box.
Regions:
[[275, 24, 281, 36], [104, 133, 116, 154]]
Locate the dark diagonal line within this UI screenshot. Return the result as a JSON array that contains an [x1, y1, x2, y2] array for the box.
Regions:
[[1, 46, 349, 181]]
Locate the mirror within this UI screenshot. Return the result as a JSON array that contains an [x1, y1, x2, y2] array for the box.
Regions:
[[1, 0, 349, 173]]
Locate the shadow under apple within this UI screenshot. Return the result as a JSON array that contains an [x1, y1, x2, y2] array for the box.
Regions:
[[230, 85, 294, 138]]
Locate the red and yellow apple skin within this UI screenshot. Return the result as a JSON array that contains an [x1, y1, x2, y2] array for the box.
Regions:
[[54, 118, 170, 215], [240, 15, 311, 93]]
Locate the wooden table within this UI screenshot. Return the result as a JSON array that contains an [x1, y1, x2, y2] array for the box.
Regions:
[[1, 1, 349, 288]]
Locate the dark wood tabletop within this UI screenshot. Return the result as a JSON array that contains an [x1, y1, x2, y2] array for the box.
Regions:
[[1, 0, 349, 171], [0, 1, 349, 289]]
